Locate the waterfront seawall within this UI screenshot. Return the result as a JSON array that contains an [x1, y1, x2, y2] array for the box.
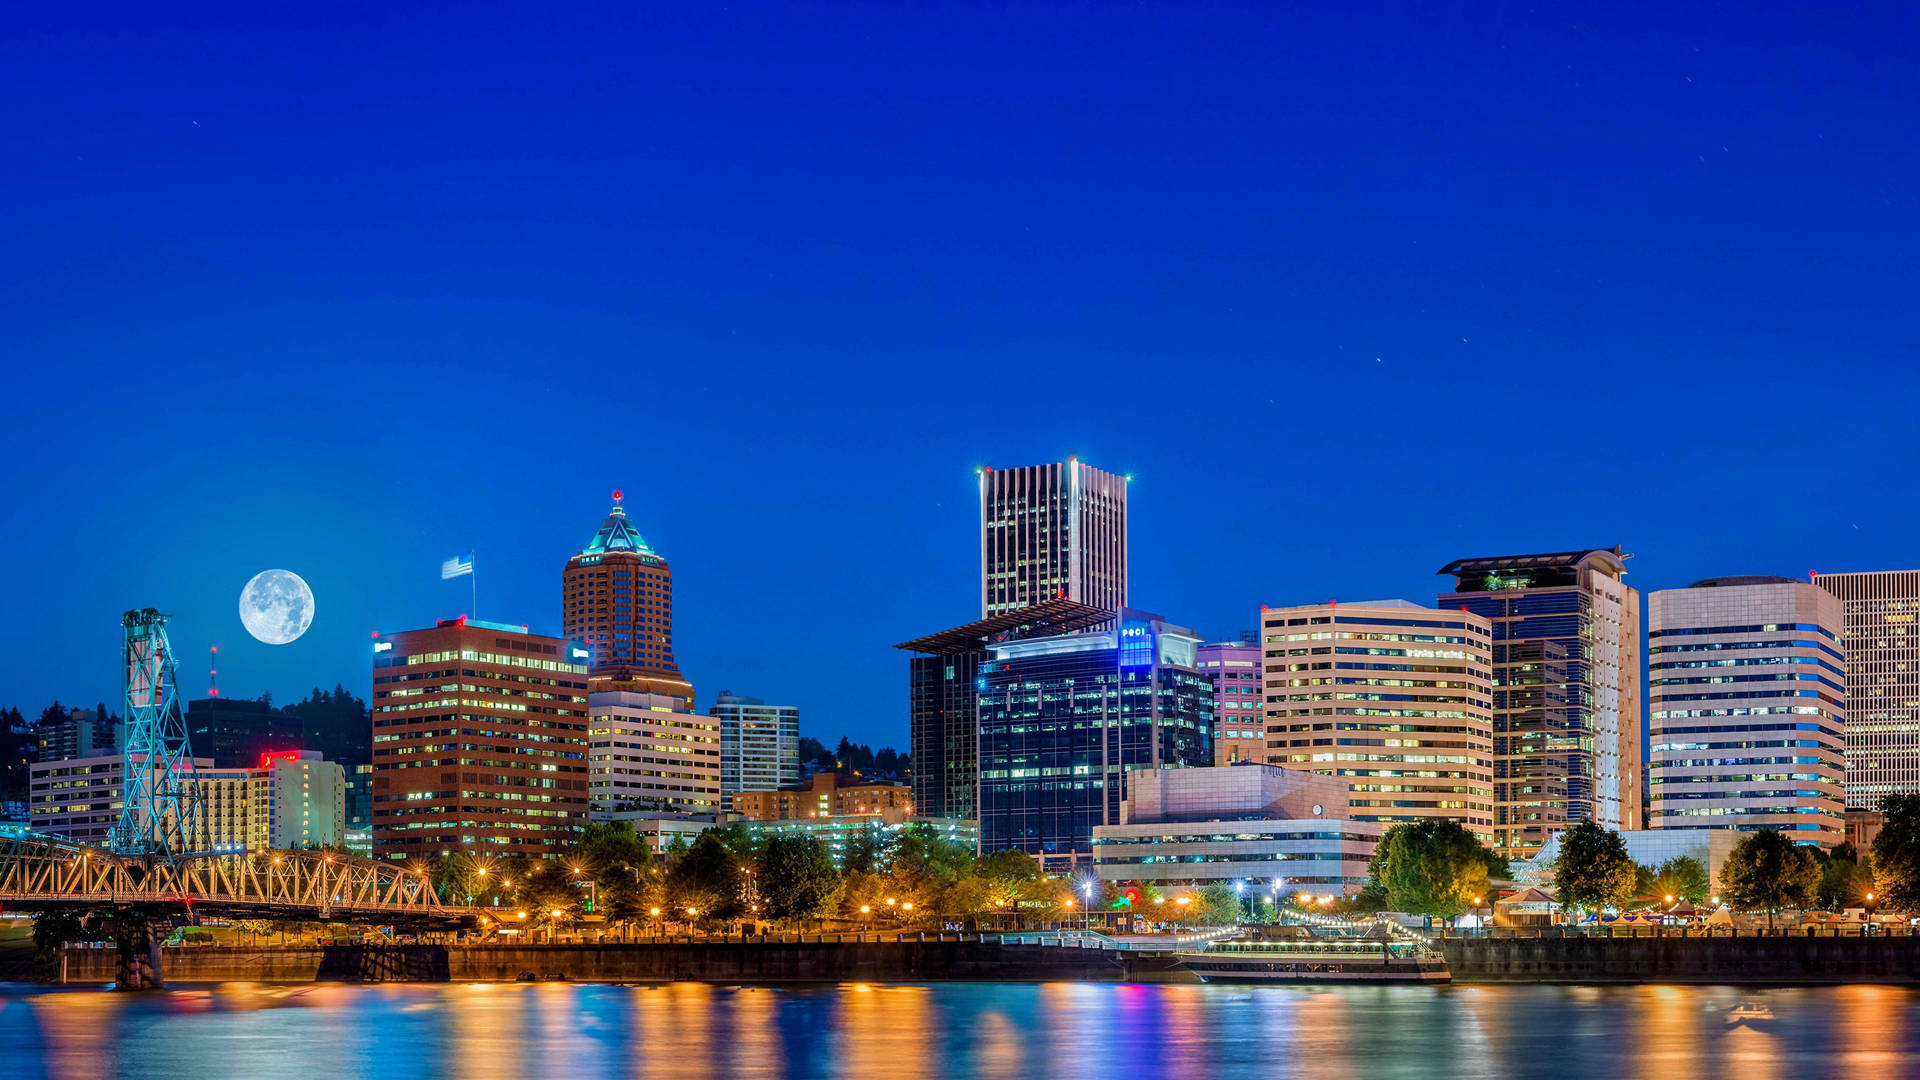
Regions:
[[1444, 935, 1920, 984], [60, 940, 1188, 986]]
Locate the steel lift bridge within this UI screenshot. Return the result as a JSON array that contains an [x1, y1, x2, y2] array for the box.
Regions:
[[0, 609, 472, 988]]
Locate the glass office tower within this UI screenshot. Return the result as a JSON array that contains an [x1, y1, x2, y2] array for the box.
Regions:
[[899, 597, 1116, 823], [1438, 548, 1642, 858], [975, 608, 1213, 861]]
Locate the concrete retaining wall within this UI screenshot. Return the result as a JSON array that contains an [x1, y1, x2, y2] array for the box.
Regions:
[[61, 940, 1181, 986], [1444, 935, 1920, 984]]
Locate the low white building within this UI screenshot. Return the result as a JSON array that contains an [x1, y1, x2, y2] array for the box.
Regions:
[[1513, 829, 1745, 893], [587, 690, 722, 819], [1092, 765, 1381, 895]]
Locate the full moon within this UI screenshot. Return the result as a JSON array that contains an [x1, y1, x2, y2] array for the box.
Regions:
[[239, 569, 314, 645]]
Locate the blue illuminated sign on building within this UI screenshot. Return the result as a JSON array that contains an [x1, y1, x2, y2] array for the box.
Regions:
[[1118, 621, 1155, 669]]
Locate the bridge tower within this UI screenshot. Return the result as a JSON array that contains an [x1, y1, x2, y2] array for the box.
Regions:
[[110, 608, 203, 859]]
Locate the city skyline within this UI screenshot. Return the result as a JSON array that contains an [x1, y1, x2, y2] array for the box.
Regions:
[[5, 465, 1918, 752]]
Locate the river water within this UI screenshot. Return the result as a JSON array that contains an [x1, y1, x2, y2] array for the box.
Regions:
[[1, 981, 1913, 1079]]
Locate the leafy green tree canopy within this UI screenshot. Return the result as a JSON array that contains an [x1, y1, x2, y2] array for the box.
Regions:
[[1366, 820, 1500, 919], [1872, 794, 1920, 916], [759, 836, 843, 922], [1721, 829, 1822, 926], [1646, 855, 1711, 904], [1552, 821, 1638, 914]]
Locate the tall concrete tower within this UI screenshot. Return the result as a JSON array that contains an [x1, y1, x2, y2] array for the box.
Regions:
[[978, 459, 1127, 619]]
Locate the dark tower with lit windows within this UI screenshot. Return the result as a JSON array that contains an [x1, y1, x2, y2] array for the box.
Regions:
[[562, 491, 693, 699]]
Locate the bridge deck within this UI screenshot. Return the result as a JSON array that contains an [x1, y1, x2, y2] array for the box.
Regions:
[[0, 833, 475, 929]]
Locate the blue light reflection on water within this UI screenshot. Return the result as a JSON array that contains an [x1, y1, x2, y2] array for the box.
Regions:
[[0, 981, 1914, 1080]]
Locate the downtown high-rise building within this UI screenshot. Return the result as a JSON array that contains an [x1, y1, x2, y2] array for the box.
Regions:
[[1196, 636, 1263, 765], [898, 597, 1120, 823], [979, 460, 1127, 618], [563, 491, 692, 699], [1648, 577, 1846, 846], [370, 618, 590, 860], [903, 459, 1132, 824], [709, 690, 800, 811], [1438, 548, 1641, 858], [1812, 569, 1920, 809], [1259, 600, 1496, 844], [586, 688, 721, 819], [975, 607, 1214, 862], [184, 750, 348, 852]]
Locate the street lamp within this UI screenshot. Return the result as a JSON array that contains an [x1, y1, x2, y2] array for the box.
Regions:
[[1082, 881, 1094, 931]]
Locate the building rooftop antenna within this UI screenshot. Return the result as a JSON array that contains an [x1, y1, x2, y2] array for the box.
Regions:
[[208, 644, 219, 698]]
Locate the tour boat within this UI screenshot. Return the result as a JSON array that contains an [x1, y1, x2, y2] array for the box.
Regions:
[[1178, 938, 1451, 985]]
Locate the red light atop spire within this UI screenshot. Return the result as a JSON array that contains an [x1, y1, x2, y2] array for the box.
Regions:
[[612, 488, 624, 503]]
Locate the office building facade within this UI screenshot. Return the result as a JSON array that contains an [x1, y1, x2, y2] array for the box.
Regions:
[[370, 619, 590, 860], [899, 597, 1116, 823], [181, 751, 347, 852], [586, 689, 721, 819], [343, 762, 374, 855], [251, 750, 348, 849], [975, 607, 1213, 858], [563, 491, 692, 698], [743, 813, 980, 868], [1438, 549, 1642, 857], [1197, 637, 1263, 765], [1648, 577, 1846, 845], [29, 754, 146, 844], [1260, 600, 1496, 843], [905, 648, 984, 822], [35, 707, 119, 762], [1812, 569, 1920, 808], [185, 695, 303, 769], [979, 460, 1127, 618], [710, 690, 799, 812], [1093, 765, 1381, 895], [730, 772, 914, 821]]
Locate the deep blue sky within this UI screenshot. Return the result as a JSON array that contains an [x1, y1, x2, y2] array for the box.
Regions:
[[3, 3, 1915, 748]]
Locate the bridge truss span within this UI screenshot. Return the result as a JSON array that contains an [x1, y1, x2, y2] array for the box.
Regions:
[[0, 833, 472, 930]]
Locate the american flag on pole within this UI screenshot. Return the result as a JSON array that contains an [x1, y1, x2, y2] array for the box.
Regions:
[[441, 552, 474, 579]]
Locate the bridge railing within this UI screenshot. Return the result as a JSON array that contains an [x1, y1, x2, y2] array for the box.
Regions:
[[0, 833, 461, 920]]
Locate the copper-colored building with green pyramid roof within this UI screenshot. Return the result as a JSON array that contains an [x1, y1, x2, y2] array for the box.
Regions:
[[562, 490, 693, 699]]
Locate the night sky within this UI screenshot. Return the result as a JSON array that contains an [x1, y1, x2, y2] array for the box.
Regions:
[[3, 3, 1915, 748]]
